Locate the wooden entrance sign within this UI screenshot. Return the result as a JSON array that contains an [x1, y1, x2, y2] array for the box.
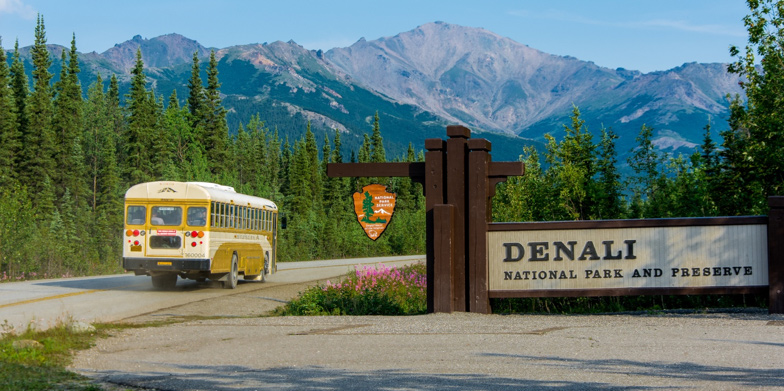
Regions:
[[328, 125, 784, 314], [328, 125, 524, 313]]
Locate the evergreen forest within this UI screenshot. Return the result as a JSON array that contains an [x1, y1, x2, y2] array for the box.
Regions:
[[2, 1, 784, 283]]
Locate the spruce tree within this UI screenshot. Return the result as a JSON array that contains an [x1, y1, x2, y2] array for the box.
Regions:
[[187, 51, 204, 127], [106, 74, 125, 180], [165, 89, 202, 181], [304, 123, 322, 207], [21, 15, 57, 213], [235, 122, 252, 190], [595, 127, 623, 219], [264, 127, 282, 198], [52, 35, 86, 204], [124, 49, 154, 184], [168, 89, 180, 110], [84, 74, 108, 211], [107, 74, 120, 108], [320, 132, 334, 206], [627, 124, 667, 217], [0, 37, 20, 186], [203, 50, 229, 175], [696, 123, 720, 216], [370, 112, 386, 163], [288, 138, 313, 217], [150, 92, 174, 179], [279, 137, 292, 197], [543, 106, 596, 220], [9, 39, 28, 168], [244, 114, 268, 193]]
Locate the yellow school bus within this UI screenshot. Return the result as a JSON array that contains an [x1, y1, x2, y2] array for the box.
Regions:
[[123, 181, 278, 289]]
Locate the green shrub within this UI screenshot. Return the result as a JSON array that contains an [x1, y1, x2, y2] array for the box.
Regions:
[[275, 262, 427, 316]]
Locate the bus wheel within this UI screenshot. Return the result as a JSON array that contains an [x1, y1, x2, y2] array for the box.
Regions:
[[151, 273, 177, 290], [223, 253, 238, 289]]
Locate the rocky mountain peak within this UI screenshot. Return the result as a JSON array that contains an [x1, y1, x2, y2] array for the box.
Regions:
[[101, 33, 210, 72], [325, 21, 623, 134]]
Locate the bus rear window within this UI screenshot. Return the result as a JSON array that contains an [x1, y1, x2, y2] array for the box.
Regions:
[[126, 206, 146, 225], [149, 236, 182, 249], [151, 206, 182, 226], [187, 207, 207, 226]]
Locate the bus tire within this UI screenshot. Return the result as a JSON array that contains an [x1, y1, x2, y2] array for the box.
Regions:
[[151, 273, 177, 290], [223, 253, 238, 289]]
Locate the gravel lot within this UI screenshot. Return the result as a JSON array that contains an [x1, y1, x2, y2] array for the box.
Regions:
[[72, 288, 784, 390]]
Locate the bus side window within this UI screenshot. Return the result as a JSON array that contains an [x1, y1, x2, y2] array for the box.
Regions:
[[266, 210, 270, 232]]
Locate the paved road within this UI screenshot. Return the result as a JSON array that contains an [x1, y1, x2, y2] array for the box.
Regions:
[[0, 255, 423, 333]]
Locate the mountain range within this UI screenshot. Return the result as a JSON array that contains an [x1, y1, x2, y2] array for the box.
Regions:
[[7, 22, 745, 162]]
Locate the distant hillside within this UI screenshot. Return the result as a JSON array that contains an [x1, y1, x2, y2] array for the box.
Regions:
[[5, 23, 745, 162]]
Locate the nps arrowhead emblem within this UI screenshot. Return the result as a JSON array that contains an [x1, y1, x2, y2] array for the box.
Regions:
[[353, 184, 396, 241]]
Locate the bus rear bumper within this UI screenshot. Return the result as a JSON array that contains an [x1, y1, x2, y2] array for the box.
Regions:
[[123, 258, 211, 273]]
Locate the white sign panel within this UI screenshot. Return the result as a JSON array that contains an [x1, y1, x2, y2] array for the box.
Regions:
[[488, 225, 768, 291]]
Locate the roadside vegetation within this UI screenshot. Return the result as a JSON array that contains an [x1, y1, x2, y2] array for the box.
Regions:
[[0, 318, 187, 390], [273, 262, 765, 315], [0, 320, 103, 391], [274, 263, 427, 316]]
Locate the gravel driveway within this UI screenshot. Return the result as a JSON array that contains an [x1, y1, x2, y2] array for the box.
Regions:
[[72, 305, 784, 390]]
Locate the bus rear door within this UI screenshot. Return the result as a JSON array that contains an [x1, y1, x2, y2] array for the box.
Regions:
[[146, 205, 184, 259]]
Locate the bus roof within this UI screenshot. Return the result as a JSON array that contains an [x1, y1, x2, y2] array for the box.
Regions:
[[125, 181, 277, 210]]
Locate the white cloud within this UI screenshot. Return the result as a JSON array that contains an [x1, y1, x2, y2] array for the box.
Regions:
[[0, 0, 36, 19]]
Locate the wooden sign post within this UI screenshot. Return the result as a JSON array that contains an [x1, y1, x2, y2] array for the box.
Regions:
[[328, 125, 524, 313]]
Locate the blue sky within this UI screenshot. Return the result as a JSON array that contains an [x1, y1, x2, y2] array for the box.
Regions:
[[0, 0, 749, 73]]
